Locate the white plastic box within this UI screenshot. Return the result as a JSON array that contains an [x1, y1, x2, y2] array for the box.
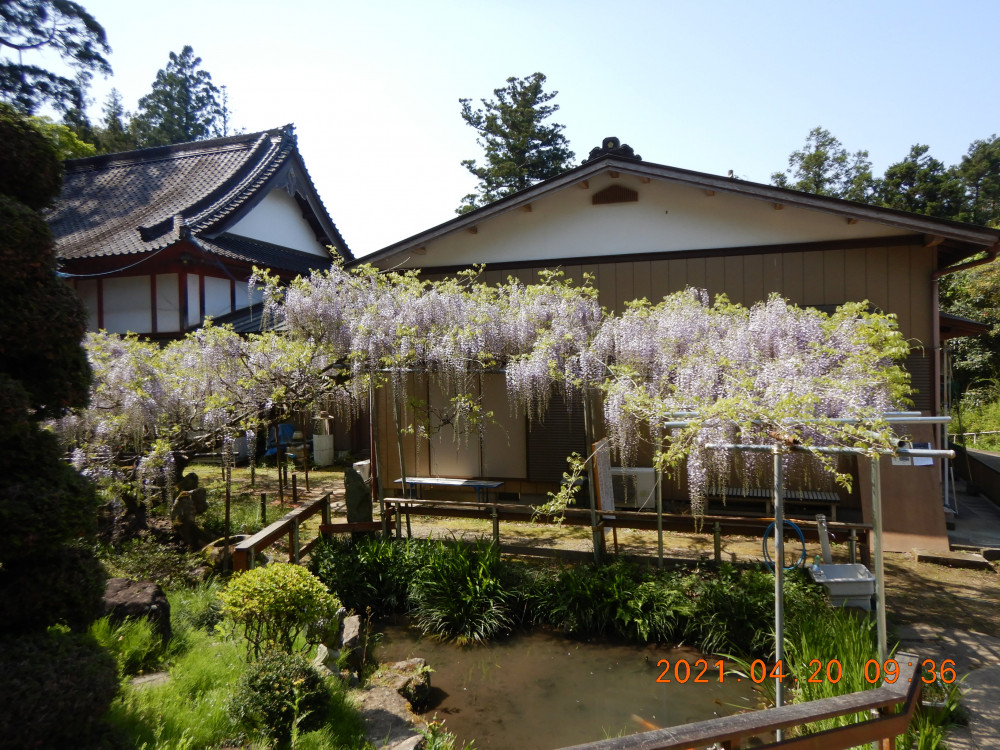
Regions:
[[808, 563, 876, 610]]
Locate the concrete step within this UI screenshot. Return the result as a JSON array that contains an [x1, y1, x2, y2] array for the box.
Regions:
[[914, 548, 995, 570]]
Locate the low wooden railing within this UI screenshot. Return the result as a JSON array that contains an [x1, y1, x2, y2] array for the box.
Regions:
[[232, 492, 383, 571], [559, 654, 921, 750], [382, 498, 872, 565]]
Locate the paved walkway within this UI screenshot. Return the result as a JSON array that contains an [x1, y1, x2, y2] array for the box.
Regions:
[[907, 475, 1000, 749], [898, 624, 1000, 750]]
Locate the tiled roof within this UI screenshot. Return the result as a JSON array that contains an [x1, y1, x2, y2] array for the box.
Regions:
[[48, 126, 352, 264]]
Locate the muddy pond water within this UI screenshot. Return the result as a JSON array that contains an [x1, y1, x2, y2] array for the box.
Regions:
[[377, 623, 763, 750]]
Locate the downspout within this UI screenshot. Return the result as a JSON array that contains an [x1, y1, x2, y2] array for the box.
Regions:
[[931, 242, 1000, 279]]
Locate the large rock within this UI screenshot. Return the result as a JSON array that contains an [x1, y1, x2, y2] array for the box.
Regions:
[[387, 658, 433, 713], [340, 614, 363, 674], [102, 578, 171, 643]]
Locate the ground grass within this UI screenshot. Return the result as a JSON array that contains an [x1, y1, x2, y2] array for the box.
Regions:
[[103, 580, 371, 750]]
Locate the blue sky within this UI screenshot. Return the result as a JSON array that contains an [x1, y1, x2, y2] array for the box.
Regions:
[[34, 0, 1000, 256]]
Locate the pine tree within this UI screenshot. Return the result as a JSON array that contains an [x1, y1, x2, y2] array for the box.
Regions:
[[131, 45, 223, 147], [771, 127, 875, 202], [92, 88, 136, 153], [457, 72, 574, 213]]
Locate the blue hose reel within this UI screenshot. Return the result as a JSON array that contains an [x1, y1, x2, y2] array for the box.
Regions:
[[762, 519, 807, 572]]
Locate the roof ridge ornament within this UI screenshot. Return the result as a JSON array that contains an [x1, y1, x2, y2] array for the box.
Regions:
[[584, 136, 642, 164]]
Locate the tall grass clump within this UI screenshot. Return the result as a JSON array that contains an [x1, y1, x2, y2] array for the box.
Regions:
[[310, 535, 429, 616], [530, 560, 642, 638], [685, 565, 823, 657], [90, 615, 166, 679], [106, 628, 244, 748], [409, 539, 517, 645]]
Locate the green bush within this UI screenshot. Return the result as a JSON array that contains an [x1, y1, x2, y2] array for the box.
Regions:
[[228, 651, 330, 742], [409, 539, 516, 644], [91, 615, 165, 678], [0, 545, 106, 635], [0, 628, 118, 747], [219, 563, 340, 659]]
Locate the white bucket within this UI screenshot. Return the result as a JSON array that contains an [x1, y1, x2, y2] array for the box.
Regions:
[[312, 434, 335, 466]]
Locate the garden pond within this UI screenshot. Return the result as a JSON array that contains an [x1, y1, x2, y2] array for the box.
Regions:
[[377, 622, 764, 749]]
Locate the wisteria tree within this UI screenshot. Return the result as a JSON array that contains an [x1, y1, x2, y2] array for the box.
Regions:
[[56, 261, 912, 522], [55, 323, 355, 503]]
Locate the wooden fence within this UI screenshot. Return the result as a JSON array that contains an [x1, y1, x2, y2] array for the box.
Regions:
[[559, 654, 921, 750]]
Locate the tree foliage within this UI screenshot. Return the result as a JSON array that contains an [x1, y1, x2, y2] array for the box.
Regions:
[[0, 104, 111, 743], [0, 0, 111, 114], [771, 127, 875, 201], [131, 44, 223, 147], [458, 72, 574, 213], [875, 144, 964, 219]]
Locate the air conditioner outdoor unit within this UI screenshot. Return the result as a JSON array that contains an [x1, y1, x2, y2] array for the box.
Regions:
[[610, 467, 657, 509]]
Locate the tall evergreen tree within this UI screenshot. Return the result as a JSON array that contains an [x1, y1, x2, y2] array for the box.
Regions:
[[131, 45, 223, 147], [958, 135, 1000, 227], [0, 0, 111, 114], [457, 72, 574, 213], [875, 144, 965, 219], [92, 87, 135, 153], [771, 127, 875, 202]]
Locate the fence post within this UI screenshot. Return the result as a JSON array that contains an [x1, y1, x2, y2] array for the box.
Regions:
[[292, 517, 300, 564], [292, 474, 298, 504], [492, 504, 500, 543], [260, 493, 267, 526]]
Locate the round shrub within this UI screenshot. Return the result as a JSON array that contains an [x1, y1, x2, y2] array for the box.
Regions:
[[0, 629, 118, 747], [0, 546, 106, 635], [228, 651, 330, 741], [219, 563, 340, 659]]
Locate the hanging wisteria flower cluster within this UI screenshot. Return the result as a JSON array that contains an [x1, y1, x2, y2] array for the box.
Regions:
[[581, 291, 911, 513], [263, 264, 603, 429]]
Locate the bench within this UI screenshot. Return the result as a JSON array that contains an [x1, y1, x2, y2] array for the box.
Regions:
[[706, 486, 841, 521], [393, 477, 505, 505]]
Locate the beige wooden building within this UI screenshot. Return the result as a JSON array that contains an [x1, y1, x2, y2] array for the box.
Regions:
[[362, 138, 1000, 552]]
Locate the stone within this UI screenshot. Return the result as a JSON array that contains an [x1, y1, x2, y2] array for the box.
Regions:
[[201, 535, 252, 570], [340, 614, 363, 674], [346, 467, 375, 541], [191, 486, 208, 514], [176, 472, 199, 493], [102, 577, 171, 643], [385, 735, 424, 750], [312, 643, 341, 677], [389, 658, 433, 713], [170, 492, 200, 547]]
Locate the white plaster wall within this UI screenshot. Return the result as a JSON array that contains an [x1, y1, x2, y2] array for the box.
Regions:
[[204, 276, 232, 319], [386, 174, 908, 269], [74, 279, 99, 331], [186, 274, 201, 327], [156, 273, 180, 332], [228, 189, 328, 257], [103, 276, 151, 334]]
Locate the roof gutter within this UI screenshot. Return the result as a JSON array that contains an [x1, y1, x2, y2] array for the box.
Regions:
[[931, 242, 1000, 279]]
